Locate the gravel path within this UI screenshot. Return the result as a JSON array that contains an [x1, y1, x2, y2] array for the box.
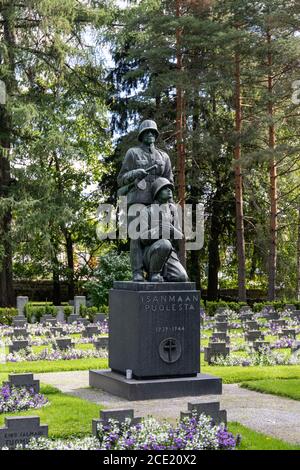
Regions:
[[36, 370, 300, 445]]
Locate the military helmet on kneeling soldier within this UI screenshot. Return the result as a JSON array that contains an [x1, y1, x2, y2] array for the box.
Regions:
[[152, 177, 174, 200]]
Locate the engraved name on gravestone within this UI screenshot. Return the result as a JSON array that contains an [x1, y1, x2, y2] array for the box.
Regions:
[[4, 374, 40, 393], [0, 417, 48, 450]]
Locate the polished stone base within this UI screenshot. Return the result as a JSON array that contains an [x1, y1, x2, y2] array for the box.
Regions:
[[89, 369, 222, 401]]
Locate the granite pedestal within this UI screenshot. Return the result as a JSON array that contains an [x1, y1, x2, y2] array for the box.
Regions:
[[89, 282, 222, 400]]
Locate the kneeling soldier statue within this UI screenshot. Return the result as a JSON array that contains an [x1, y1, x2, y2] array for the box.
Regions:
[[140, 177, 189, 283]]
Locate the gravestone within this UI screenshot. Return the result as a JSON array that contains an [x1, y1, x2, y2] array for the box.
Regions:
[[13, 328, 28, 339], [12, 316, 27, 327], [265, 311, 279, 320], [55, 306, 65, 323], [0, 417, 48, 449], [4, 373, 40, 393], [41, 315, 57, 326], [83, 325, 99, 338], [90, 282, 222, 400], [9, 340, 29, 354], [50, 327, 64, 337], [67, 314, 80, 324], [239, 306, 252, 312], [74, 296, 86, 315], [214, 321, 228, 332], [214, 314, 227, 323], [180, 401, 227, 425], [244, 320, 259, 330], [270, 319, 286, 328], [211, 332, 230, 343], [78, 318, 90, 326], [245, 330, 264, 342], [92, 409, 141, 437], [54, 338, 72, 350], [93, 313, 106, 323], [285, 304, 296, 311], [216, 307, 227, 314], [252, 341, 269, 352], [279, 329, 296, 339], [291, 341, 300, 353], [290, 311, 300, 321], [204, 342, 229, 365], [240, 313, 253, 322], [16, 296, 29, 316], [94, 337, 109, 350]]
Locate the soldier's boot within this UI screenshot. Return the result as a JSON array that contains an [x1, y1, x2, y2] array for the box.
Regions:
[[133, 271, 144, 282], [149, 273, 164, 283]]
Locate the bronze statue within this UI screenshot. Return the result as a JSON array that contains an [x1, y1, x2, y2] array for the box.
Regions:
[[117, 120, 174, 281]]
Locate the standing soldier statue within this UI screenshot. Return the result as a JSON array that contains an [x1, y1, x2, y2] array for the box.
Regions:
[[117, 120, 174, 282]]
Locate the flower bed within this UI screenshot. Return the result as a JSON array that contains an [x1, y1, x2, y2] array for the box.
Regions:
[[0, 384, 48, 413], [6, 347, 108, 363], [15, 414, 238, 451]]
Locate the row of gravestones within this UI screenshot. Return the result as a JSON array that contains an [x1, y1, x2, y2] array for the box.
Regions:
[[204, 313, 300, 364], [15, 296, 107, 324], [215, 305, 300, 320], [8, 335, 109, 353], [0, 374, 227, 449]]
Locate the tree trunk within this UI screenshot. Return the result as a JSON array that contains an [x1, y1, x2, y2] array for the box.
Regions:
[[52, 257, 61, 306], [0, 9, 15, 307], [176, 0, 186, 267], [296, 206, 300, 301], [234, 50, 247, 302], [64, 229, 75, 300], [207, 189, 222, 300], [267, 32, 278, 301]]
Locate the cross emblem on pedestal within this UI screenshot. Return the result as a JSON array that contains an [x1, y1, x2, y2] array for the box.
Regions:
[[159, 337, 182, 364]]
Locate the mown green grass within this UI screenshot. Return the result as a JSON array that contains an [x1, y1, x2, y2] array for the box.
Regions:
[[240, 379, 300, 401], [228, 422, 300, 450], [1, 356, 300, 383], [0, 357, 108, 374], [202, 364, 300, 383], [0, 384, 102, 438]]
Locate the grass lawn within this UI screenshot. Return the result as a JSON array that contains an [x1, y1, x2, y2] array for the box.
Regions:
[[228, 422, 300, 450], [240, 379, 300, 401], [0, 358, 108, 374], [1, 356, 300, 383], [202, 364, 300, 383], [0, 384, 102, 439]]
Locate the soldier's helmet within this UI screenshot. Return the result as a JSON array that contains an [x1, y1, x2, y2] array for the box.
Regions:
[[138, 120, 159, 141], [152, 177, 174, 200]]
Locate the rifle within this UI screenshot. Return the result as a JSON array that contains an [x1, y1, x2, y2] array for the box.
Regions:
[[117, 164, 157, 197]]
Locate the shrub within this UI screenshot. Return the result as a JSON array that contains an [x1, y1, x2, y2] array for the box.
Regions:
[[0, 307, 18, 325], [202, 301, 247, 316], [85, 251, 131, 310], [63, 306, 73, 319]]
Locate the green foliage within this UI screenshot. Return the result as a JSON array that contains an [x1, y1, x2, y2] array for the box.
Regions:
[[202, 301, 247, 316], [252, 301, 300, 312], [0, 308, 17, 325], [79, 304, 98, 321], [25, 303, 57, 323], [240, 379, 300, 401], [63, 306, 73, 319], [85, 251, 131, 309]]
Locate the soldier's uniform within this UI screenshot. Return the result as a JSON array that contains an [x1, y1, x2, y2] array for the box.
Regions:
[[117, 121, 174, 280], [117, 144, 174, 206], [139, 178, 189, 283]]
